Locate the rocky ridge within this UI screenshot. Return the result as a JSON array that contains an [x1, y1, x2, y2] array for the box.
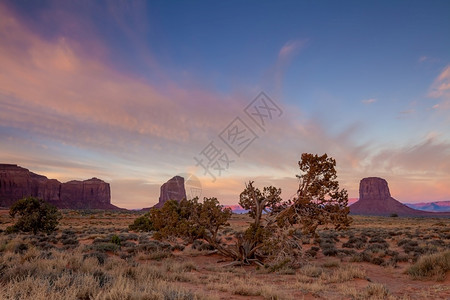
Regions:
[[153, 176, 187, 208], [0, 164, 118, 209], [350, 177, 450, 216]]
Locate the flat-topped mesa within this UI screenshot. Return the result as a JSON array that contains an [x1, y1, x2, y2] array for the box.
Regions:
[[359, 177, 391, 201], [0, 164, 32, 207], [0, 164, 117, 209], [350, 177, 450, 216], [60, 178, 111, 209], [153, 176, 186, 208]]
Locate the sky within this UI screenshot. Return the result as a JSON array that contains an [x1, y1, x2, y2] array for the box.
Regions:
[[1, 0, 449, 209]]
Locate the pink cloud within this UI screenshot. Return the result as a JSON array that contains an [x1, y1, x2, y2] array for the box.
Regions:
[[428, 65, 450, 110], [361, 98, 377, 104], [278, 40, 306, 60]]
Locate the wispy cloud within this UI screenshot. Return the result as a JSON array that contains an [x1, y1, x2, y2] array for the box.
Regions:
[[399, 109, 415, 115], [272, 39, 308, 93], [428, 65, 450, 110], [0, 3, 244, 154], [278, 40, 306, 60], [361, 98, 377, 104], [418, 56, 429, 63], [354, 133, 450, 202]]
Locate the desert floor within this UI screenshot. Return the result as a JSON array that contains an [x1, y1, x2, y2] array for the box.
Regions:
[[0, 209, 449, 299]]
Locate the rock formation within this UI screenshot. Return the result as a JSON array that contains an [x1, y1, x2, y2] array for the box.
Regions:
[[153, 176, 186, 208], [350, 177, 450, 216], [0, 164, 118, 209]]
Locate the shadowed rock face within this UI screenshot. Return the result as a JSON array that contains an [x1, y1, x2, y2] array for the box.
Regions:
[[359, 177, 391, 201], [153, 176, 186, 208], [0, 164, 117, 209], [0, 164, 32, 206], [350, 177, 450, 216]]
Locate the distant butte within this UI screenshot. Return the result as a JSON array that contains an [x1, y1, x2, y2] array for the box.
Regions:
[[350, 177, 450, 217], [0, 163, 119, 209], [153, 175, 187, 208]]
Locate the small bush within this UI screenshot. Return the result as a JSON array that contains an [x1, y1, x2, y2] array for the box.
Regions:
[[6, 197, 61, 234], [129, 215, 153, 232], [407, 250, 450, 281], [83, 252, 108, 265], [301, 264, 323, 277], [91, 242, 120, 253], [111, 235, 121, 246], [305, 246, 319, 257]]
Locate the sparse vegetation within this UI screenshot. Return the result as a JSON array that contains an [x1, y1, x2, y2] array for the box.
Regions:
[[130, 153, 352, 268], [0, 210, 449, 299], [407, 250, 450, 281], [6, 197, 61, 234]]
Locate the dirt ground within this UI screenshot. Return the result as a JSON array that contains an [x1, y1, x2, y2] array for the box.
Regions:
[[0, 210, 449, 299]]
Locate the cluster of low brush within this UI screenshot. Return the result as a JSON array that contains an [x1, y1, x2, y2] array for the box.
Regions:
[[130, 153, 352, 268]]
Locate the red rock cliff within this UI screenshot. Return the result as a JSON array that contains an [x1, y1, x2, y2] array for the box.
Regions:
[[0, 164, 117, 209]]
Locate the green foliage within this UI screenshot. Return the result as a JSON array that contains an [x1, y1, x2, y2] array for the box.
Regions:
[[239, 182, 283, 223], [278, 153, 352, 233], [111, 235, 121, 246], [129, 198, 232, 249], [128, 215, 153, 232], [235, 153, 351, 266], [7, 197, 61, 234], [131, 153, 351, 267]]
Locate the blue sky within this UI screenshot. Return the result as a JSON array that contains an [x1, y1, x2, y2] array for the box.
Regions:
[[0, 0, 449, 208]]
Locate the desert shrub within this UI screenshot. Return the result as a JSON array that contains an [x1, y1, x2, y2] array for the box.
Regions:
[[322, 260, 340, 268], [364, 283, 389, 298], [301, 264, 323, 277], [338, 249, 356, 257], [129, 215, 153, 232], [369, 236, 386, 244], [429, 239, 445, 247], [121, 241, 136, 248], [192, 240, 215, 251], [93, 237, 111, 243], [61, 237, 79, 246], [137, 241, 162, 252], [342, 235, 367, 250], [324, 265, 365, 283], [83, 252, 108, 265], [6, 197, 61, 234], [149, 251, 172, 261], [305, 246, 320, 257], [370, 256, 385, 265], [388, 230, 402, 236], [172, 244, 185, 251], [93, 270, 111, 287], [322, 246, 338, 256], [35, 241, 55, 250], [366, 242, 389, 252], [132, 153, 351, 267], [163, 289, 196, 300], [111, 234, 121, 246], [90, 242, 120, 253], [407, 250, 450, 280], [126, 233, 139, 240], [351, 250, 384, 265], [14, 242, 29, 254]]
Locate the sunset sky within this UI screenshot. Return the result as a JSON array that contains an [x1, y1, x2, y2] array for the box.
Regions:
[[1, 1, 449, 209]]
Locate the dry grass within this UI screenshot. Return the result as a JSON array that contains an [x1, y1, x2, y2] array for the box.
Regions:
[[1, 210, 449, 299], [407, 250, 450, 281]]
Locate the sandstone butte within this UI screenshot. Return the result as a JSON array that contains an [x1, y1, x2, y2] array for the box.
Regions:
[[152, 175, 187, 208], [0, 164, 119, 209], [350, 177, 450, 217]]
